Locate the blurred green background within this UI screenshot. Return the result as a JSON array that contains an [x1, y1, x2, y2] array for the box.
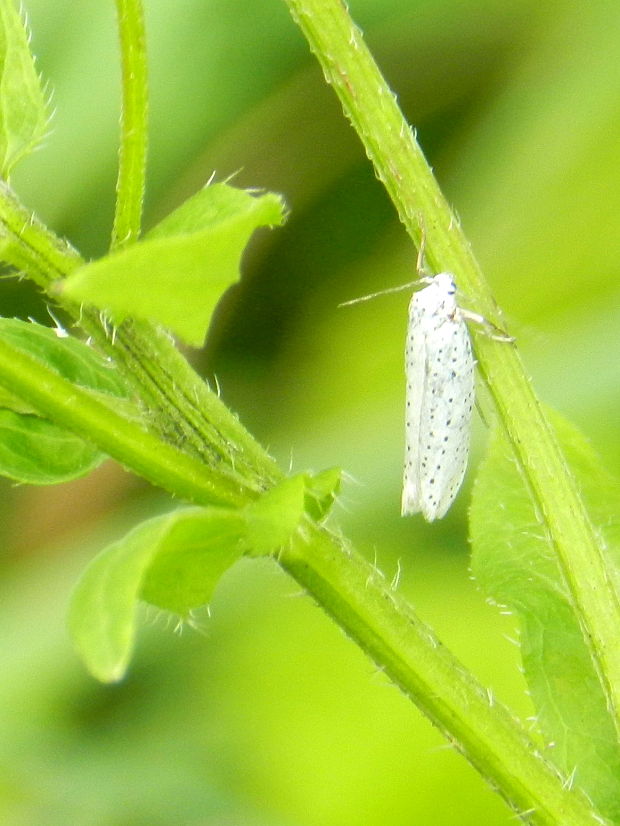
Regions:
[[1, 0, 619, 823]]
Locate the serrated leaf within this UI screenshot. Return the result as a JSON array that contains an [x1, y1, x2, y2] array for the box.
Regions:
[[0, 0, 49, 175], [62, 184, 286, 347], [470, 410, 620, 821], [69, 508, 247, 682], [0, 408, 103, 483]]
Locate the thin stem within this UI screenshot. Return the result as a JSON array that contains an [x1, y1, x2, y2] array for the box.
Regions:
[[111, 0, 148, 250], [283, 0, 620, 737]]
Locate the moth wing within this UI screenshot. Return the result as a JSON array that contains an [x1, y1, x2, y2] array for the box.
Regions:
[[401, 300, 428, 516], [418, 315, 474, 520]]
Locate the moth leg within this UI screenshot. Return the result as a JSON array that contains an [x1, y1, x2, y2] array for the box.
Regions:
[[460, 308, 514, 343]]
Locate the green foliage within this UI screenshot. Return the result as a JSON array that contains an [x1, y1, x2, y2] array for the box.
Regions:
[[69, 508, 244, 682], [0, 0, 48, 176], [0, 319, 130, 397], [138, 510, 246, 615], [1, 0, 619, 824], [304, 467, 342, 522], [62, 184, 286, 346], [69, 474, 332, 682], [243, 473, 307, 554], [470, 410, 620, 821], [0, 408, 103, 483], [0, 319, 132, 482]]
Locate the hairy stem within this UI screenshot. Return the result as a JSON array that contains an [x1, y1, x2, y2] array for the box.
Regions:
[[283, 0, 620, 739], [277, 521, 607, 826], [111, 0, 148, 250]]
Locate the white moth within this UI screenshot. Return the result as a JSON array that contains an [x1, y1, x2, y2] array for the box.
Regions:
[[401, 272, 474, 521]]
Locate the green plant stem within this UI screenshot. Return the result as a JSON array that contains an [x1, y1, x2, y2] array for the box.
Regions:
[[0, 334, 255, 507], [0, 97, 607, 826], [283, 0, 620, 736], [112, 0, 148, 250], [111, 0, 281, 483], [0, 180, 83, 285], [107, 0, 280, 484], [0, 3, 610, 817], [0, 180, 282, 489], [279, 522, 607, 826]]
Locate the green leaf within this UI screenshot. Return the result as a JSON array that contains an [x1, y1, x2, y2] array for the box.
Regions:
[[139, 510, 246, 615], [0, 319, 135, 483], [0, 0, 49, 175], [69, 507, 247, 682], [143, 477, 310, 616], [303, 467, 341, 522], [470, 410, 620, 822], [244, 474, 307, 555], [61, 183, 286, 346], [0, 319, 130, 400], [0, 408, 103, 483], [70, 476, 314, 681], [0, 384, 37, 415]]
